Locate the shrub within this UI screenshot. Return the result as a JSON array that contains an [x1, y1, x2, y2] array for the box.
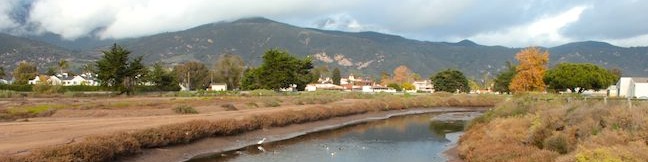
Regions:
[[173, 105, 198, 114], [248, 89, 278, 96], [0, 90, 16, 98], [261, 97, 281, 107], [32, 84, 64, 94], [221, 104, 238, 111], [543, 133, 569, 154]]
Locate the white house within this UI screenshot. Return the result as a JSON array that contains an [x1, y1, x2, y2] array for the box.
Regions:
[[305, 83, 345, 91], [28, 75, 47, 85], [413, 80, 434, 93], [210, 83, 227, 91], [361, 85, 397, 93], [615, 77, 648, 98], [0, 79, 9, 84]]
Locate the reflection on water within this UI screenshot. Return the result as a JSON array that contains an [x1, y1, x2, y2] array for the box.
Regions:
[[190, 113, 467, 162]]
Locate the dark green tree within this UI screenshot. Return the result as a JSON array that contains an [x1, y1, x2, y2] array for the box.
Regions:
[[493, 61, 516, 93], [241, 49, 314, 91], [387, 83, 402, 91], [241, 68, 261, 90], [174, 61, 210, 90], [46, 67, 57, 76], [95, 44, 146, 95], [544, 63, 617, 93], [332, 68, 341, 85], [431, 69, 470, 93], [147, 62, 179, 91], [13, 61, 38, 85], [0, 66, 6, 79], [213, 54, 245, 90]]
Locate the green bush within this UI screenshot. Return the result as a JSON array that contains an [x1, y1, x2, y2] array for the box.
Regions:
[[543, 133, 570, 154], [173, 105, 198, 114], [0, 90, 16, 98], [32, 84, 64, 94], [0, 84, 33, 91]]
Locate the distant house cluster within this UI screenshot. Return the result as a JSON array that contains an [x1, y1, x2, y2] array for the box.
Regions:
[[306, 74, 433, 93], [27, 73, 100, 86]]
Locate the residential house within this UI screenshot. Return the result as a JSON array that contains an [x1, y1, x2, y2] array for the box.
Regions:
[[210, 83, 227, 91], [305, 83, 345, 91], [615, 77, 648, 98], [340, 74, 373, 91], [0, 79, 9, 84], [361, 85, 397, 93], [413, 80, 434, 93], [28, 75, 48, 85]]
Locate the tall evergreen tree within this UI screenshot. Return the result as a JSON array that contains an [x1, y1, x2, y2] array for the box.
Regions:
[[95, 44, 145, 95], [241, 49, 314, 91], [332, 68, 341, 85], [0, 66, 5, 79], [147, 62, 179, 91]]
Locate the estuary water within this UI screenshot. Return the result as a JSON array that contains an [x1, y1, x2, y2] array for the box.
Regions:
[[190, 112, 476, 162]]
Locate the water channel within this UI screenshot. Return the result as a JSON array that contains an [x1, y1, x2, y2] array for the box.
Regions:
[[189, 112, 480, 162]]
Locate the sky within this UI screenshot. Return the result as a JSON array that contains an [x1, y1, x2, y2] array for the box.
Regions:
[[1, 0, 647, 47]]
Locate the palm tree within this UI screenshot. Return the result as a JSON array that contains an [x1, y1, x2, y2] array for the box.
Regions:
[[58, 59, 69, 74]]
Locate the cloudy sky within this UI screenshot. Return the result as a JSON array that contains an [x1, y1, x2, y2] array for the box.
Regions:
[[1, 0, 647, 47]]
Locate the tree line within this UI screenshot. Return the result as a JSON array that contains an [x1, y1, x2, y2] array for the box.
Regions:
[[492, 47, 620, 94], [1, 44, 619, 95]]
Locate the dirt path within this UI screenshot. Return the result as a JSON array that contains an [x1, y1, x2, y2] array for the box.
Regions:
[[0, 99, 361, 156]]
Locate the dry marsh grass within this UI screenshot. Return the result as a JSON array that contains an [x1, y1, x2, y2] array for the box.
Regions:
[[458, 95, 648, 162], [2, 93, 502, 161]]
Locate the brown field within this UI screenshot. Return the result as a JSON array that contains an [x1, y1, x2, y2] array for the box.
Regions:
[[458, 95, 648, 162], [0, 92, 502, 161]]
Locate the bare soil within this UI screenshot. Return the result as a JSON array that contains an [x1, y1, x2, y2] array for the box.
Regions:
[[0, 96, 359, 156]]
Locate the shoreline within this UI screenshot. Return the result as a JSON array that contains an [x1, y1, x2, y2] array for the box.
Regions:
[[126, 107, 485, 162]]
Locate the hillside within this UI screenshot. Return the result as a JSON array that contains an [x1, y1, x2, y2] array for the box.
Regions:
[[110, 17, 648, 77], [0, 33, 75, 72], [3, 17, 648, 78]]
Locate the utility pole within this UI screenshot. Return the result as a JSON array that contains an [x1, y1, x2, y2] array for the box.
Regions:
[[187, 71, 191, 91]]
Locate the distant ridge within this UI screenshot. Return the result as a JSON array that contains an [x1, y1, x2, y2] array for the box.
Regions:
[[2, 17, 648, 78]]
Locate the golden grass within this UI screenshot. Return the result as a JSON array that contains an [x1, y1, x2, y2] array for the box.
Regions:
[[458, 95, 648, 162], [2, 93, 502, 161]]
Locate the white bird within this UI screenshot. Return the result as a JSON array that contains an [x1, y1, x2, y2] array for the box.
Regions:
[[330, 152, 336, 156], [257, 146, 266, 152], [257, 138, 266, 145], [361, 146, 366, 150]]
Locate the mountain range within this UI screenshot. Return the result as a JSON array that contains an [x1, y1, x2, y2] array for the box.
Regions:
[[2, 17, 648, 79]]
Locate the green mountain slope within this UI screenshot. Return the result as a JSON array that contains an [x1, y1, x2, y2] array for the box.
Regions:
[[4, 17, 648, 79]]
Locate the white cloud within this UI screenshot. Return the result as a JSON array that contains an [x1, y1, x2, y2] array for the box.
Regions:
[[27, 0, 358, 39], [1, 0, 646, 47], [312, 13, 387, 33], [0, 0, 20, 30], [604, 34, 648, 47], [468, 6, 586, 47]]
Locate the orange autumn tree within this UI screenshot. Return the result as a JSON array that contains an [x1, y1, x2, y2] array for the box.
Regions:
[[509, 47, 549, 92]]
